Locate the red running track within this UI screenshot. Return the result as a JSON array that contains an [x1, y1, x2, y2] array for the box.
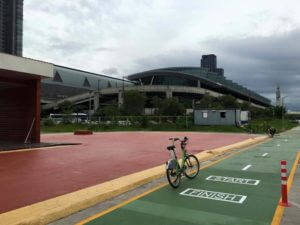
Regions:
[[0, 132, 256, 213]]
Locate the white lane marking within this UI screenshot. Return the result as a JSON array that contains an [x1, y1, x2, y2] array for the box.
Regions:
[[206, 175, 260, 185], [262, 153, 268, 157], [180, 188, 247, 204], [290, 201, 300, 208], [242, 164, 252, 171]]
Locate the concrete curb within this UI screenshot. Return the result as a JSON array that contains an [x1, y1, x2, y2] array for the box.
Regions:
[[0, 135, 268, 225]]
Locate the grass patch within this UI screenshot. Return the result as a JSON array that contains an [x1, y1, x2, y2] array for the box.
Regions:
[[246, 118, 298, 134], [41, 118, 297, 134], [41, 123, 245, 133]]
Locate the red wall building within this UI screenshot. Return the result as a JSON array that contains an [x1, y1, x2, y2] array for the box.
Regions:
[[0, 53, 53, 143]]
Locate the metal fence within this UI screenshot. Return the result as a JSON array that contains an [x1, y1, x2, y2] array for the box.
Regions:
[[88, 115, 194, 128]]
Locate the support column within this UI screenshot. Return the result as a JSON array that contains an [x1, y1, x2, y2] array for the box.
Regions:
[[166, 90, 173, 98], [197, 80, 201, 88], [94, 92, 100, 113], [118, 91, 124, 107], [32, 78, 41, 143]]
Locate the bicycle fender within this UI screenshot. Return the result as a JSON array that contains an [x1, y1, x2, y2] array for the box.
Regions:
[[166, 159, 177, 170]]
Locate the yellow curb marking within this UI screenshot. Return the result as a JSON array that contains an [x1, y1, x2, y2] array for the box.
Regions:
[[271, 150, 300, 225], [76, 183, 168, 225], [0, 145, 71, 154], [0, 136, 267, 225]]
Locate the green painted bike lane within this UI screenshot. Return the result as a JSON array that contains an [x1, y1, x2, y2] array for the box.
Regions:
[[84, 128, 300, 225]]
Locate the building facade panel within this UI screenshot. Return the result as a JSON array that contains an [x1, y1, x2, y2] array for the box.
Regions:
[[0, 79, 40, 142]]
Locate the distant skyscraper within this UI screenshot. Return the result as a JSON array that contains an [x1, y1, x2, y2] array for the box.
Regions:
[[201, 54, 224, 76], [216, 68, 224, 76], [201, 54, 217, 72], [0, 0, 23, 56], [276, 85, 282, 107]]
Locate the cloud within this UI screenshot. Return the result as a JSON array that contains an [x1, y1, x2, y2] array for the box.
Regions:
[[201, 29, 300, 110], [101, 67, 119, 76], [23, 0, 300, 109], [130, 29, 300, 110]]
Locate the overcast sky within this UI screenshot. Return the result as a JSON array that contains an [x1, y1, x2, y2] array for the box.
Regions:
[[23, 0, 300, 110]]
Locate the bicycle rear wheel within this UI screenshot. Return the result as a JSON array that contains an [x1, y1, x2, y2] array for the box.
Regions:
[[184, 155, 200, 179], [166, 169, 181, 188]]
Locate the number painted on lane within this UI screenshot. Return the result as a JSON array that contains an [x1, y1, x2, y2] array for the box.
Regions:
[[206, 175, 260, 185], [180, 188, 247, 204]]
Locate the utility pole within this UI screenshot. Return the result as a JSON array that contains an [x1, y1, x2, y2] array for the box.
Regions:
[[89, 90, 92, 121], [281, 96, 288, 131], [122, 76, 125, 92]]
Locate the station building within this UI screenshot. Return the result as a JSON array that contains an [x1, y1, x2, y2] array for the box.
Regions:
[[41, 65, 133, 112], [42, 57, 271, 113], [126, 67, 270, 108]]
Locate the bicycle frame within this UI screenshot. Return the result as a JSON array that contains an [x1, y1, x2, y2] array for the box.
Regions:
[[173, 143, 188, 176]]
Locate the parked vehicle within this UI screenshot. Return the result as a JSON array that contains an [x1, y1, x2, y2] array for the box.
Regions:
[[48, 113, 88, 124], [165, 137, 200, 188]]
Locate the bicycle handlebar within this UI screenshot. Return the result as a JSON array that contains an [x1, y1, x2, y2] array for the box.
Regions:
[[169, 137, 188, 144]]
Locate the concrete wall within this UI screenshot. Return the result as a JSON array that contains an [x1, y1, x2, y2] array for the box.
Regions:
[[194, 109, 241, 126], [0, 53, 53, 78]]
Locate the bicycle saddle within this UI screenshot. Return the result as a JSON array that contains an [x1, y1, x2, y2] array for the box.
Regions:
[[169, 138, 179, 141], [167, 145, 175, 150]]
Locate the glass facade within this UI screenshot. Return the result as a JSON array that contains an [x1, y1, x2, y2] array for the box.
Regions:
[[0, 0, 23, 56], [152, 75, 197, 87], [138, 74, 197, 87], [128, 68, 271, 107]]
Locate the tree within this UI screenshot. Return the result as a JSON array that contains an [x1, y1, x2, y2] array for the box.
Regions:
[[57, 100, 74, 124], [239, 101, 251, 110], [95, 104, 121, 117], [197, 94, 221, 109], [151, 96, 163, 115], [218, 95, 238, 108], [57, 100, 74, 114], [122, 90, 146, 116], [274, 106, 286, 118], [160, 97, 185, 116]]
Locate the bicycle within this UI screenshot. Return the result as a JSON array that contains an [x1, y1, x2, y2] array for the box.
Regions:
[[266, 126, 277, 138], [165, 137, 200, 188]]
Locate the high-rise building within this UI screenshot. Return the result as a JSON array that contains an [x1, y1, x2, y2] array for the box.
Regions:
[[0, 0, 23, 56], [201, 54, 217, 72], [200, 54, 224, 76], [276, 85, 282, 107]]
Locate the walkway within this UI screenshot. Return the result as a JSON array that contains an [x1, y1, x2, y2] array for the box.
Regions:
[[0, 131, 253, 214]]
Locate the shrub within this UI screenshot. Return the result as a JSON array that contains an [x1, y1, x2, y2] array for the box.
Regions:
[[43, 119, 55, 126]]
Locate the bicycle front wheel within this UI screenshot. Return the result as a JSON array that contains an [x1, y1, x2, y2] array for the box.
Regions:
[[166, 169, 181, 188], [184, 155, 200, 179]]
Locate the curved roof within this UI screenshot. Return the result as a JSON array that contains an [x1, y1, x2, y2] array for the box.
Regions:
[[42, 65, 134, 90], [128, 67, 270, 106]]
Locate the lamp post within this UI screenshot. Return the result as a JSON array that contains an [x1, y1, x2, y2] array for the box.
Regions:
[[281, 96, 288, 131], [89, 90, 93, 121], [122, 76, 125, 93]]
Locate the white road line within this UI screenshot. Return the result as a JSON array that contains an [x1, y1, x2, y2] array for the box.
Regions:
[[242, 164, 252, 171], [290, 201, 300, 208], [262, 153, 268, 157]]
